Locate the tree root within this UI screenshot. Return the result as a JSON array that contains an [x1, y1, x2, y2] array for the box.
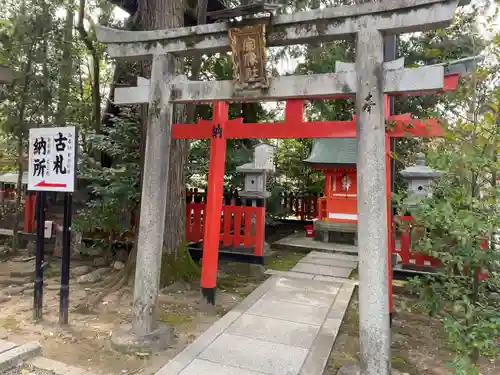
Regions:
[[73, 242, 198, 314], [74, 252, 136, 314]]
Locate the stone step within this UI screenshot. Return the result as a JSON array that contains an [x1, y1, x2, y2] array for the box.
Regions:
[[0, 277, 31, 286], [318, 244, 358, 255], [308, 251, 358, 262], [0, 340, 17, 355], [27, 356, 99, 375], [300, 255, 357, 269], [0, 341, 41, 372], [265, 269, 359, 286], [9, 270, 35, 278], [291, 262, 353, 278], [1, 285, 28, 296], [265, 269, 315, 280]]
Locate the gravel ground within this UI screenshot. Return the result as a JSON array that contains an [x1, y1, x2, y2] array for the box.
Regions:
[[4, 365, 55, 375]]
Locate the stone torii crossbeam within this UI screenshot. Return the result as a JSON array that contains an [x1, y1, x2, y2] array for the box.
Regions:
[[95, 0, 467, 373]]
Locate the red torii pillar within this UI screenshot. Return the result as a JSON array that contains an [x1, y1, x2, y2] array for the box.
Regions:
[[200, 102, 228, 304]]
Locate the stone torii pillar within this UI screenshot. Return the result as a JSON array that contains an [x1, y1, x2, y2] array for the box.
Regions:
[[95, 0, 467, 368]]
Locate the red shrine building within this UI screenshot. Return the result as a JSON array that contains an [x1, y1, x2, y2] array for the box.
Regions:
[[304, 138, 358, 245]]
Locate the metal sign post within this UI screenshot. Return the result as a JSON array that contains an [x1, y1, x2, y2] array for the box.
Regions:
[[33, 190, 46, 321], [59, 192, 72, 324], [28, 126, 77, 324]]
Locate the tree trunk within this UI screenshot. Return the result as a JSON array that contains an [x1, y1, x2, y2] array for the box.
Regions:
[[137, 0, 188, 257], [55, 1, 75, 125], [12, 41, 35, 251], [41, 0, 51, 124], [77, 0, 101, 131], [12, 136, 24, 251]]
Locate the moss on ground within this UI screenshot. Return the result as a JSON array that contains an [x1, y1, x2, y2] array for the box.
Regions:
[[160, 242, 201, 288], [216, 262, 268, 296], [218, 271, 262, 293], [0, 317, 19, 331], [349, 267, 358, 280], [391, 352, 421, 374], [158, 311, 193, 326], [266, 251, 305, 271]]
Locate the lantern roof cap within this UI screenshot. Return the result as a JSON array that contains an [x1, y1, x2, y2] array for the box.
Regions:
[[304, 138, 357, 167], [400, 153, 441, 179]]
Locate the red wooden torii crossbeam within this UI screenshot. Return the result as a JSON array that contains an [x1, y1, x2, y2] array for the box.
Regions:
[[172, 73, 459, 140], [173, 103, 443, 140], [172, 74, 459, 305]]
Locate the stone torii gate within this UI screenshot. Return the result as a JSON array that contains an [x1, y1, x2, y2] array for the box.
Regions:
[[95, 0, 467, 372]]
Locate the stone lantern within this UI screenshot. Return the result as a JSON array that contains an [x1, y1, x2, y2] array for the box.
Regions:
[[236, 143, 275, 204], [400, 153, 441, 209], [235, 143, 275, 258]]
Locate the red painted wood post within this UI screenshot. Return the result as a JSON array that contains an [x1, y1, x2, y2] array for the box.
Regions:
[[399, 217, 412, 264], [24, 193, 36, 232], [243, 207, 254, 248], [222, 205, 232, 246], [185, 204, 192, 240], [24, 194, 32, 232], [254, 206, 266, 256], [232, 206, 243, 246], [200, 101, 228, 305]]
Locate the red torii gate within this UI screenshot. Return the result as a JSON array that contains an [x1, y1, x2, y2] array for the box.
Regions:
[[173, 74, 458, 305]]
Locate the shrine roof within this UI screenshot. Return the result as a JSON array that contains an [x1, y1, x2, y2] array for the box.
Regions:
[[303, 138, 357, 167]]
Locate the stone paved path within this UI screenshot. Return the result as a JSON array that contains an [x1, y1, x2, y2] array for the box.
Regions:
[[0, 339, 96, 375], [273, 233, 359, 279], [156, 260, 357, 375], [290, 250, 358, 279], [273, 233, 358, 255]]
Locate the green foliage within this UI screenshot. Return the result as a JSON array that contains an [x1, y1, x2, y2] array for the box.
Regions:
[[398, 42, 500, 371], [275, 138, 323, 193], [73, 108, 140, 235], [265, 183, 291, 221], [0, 133, 15, 171]]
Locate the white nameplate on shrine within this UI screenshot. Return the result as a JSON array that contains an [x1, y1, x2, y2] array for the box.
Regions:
[[28, 126, 77, 193]]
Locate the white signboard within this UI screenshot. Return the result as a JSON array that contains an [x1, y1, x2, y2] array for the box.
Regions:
[[28, 126, 77, 192]]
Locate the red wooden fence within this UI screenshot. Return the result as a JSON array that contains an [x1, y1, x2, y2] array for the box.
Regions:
[[186, 202, 265, 256], [392, 215, 441, 267], [392, 215, 488, 278]]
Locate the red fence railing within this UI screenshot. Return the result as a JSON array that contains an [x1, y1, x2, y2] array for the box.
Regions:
[[392, 215, 488, 278], [392, 215, 441, 267], [186, 189, 242, 205], [186, 202, 265, 256]]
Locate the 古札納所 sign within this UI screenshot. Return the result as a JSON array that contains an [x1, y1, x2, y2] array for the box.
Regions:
[[28, 126, 77, 193]]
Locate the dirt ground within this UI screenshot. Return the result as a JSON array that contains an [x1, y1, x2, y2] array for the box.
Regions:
[[0, 254, 267, 375], [324, 289, 500, 375], [0, 224, 299, 375]]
